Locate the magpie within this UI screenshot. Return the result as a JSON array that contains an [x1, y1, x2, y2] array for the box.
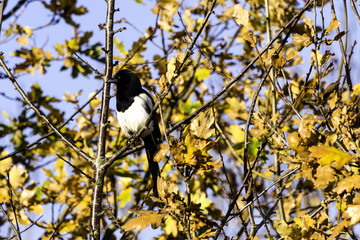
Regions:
[[110, 69, 161, 197]]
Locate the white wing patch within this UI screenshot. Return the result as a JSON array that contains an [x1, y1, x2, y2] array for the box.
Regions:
[[117, 92, 154, 138]]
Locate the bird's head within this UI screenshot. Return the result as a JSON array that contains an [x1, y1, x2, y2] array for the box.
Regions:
[[109, 69, 142, 96]]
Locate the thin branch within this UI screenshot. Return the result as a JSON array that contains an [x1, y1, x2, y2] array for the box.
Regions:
[[0, 55, 94, 163], [72, 51, 103, 76], [0, 0, 6, 36], [56, 154, 95, 182], [350, 0, 360, 24], [0, 204, 21, 240], [0, 88, 103, 161], [90, 0, 116, 238], [329, 0, 352, 91]]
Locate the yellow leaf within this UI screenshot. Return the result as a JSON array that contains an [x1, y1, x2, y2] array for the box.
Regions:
[[164, 216, 178, 237], [292, 33, 311, 51], [242, 30, 256, 48], [311, 50, 323, 66], [16, 35, 28, 46], [166, 57, 176, 82], [158, 74, 167, 91], [89, 92, 101, 109], [119, 187, 132, 208], [158, 177, 179, 200], [288, 132, 301, 149], [298, 114, 318, 140], [0, 186, 9, 202], [154, 143, 169, 163], [0, 157, 12, 176], [314, 165, 335, 189], [195, 68, 211, 81], [334, 175, 360, 194], [68, 38, 79, 50], [328, 220, 349, 240], [23, 26, 33, 37], [63, 91, 79, 103], [309, 144, 353, 168], [228, 124, 245, 144], [122, 213, 165, 232], [9, 165, 29, 189], [352, 83, 360, 97], [55, 43, 64, 55], [190, 110, 215, 139], [325, 15, 340, 35], [343, 205, 360, 225], [20, 189, 36, 206], [233, 4, 249, 29], [28, 204, 43, 214]]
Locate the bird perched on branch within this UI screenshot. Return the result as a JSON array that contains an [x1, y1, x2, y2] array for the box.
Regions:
[[109, 69, 161, 197]]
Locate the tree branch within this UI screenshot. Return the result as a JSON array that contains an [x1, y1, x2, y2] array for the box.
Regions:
[[90, 0, 116, 238], [0, 55, 93, 163]]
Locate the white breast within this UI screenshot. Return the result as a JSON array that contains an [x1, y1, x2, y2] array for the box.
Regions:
[[117, 93, 154, 138]]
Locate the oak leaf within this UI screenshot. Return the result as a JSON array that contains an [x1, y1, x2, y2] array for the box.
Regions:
[[334, 175, 360, 194], [309, 144, 353, 168], [122, 213, 165, 232], [233, 4, 249, 29], [190, 110, 215, 139], [343, 205, 360, 225]]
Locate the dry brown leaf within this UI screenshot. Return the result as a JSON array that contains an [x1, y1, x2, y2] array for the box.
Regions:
[[154, 143, 169, 163], [190, 110, 215, 139]]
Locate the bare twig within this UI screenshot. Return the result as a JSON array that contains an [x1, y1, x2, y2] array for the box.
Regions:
[[89, 0, 116, 238], [350, 0, 360, 24], [0, 204, 21, 240], [0, 0, 6, 36], [329, 0, 352, 91], [57, 154, 95, 182], [0, 88, 103, 162], [0, 55, 94, 163]]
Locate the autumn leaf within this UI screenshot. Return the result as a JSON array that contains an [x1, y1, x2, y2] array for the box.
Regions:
[[233, 4, 249, 29], [352, 83, 360, 97], [309, 144, 353, 168], [328, 220, 349, 240], [0, 157, 12, 176], [16, 35, 28, 46], [314, 165, 335, 189], [298, 114, 319, 140], [20, 189, 36, 206], [292, 33, 311, 50], [158, 177, 179, 200], [324, 15, 340, 35], [164, 216, 178, 237], [242, 30, 256, 48], [190, 110, 215, 139], [9, 165, 29, 189], [343, 205, 360, 225], [334, 175, 360, 194], [195, 68, 211, 81], [154, 143, 169, 163], [122, 213, 165, 231], [228, 124, 245, 144]]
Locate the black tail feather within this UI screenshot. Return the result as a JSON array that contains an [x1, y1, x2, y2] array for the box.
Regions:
[[143, 134, 160, 198]]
